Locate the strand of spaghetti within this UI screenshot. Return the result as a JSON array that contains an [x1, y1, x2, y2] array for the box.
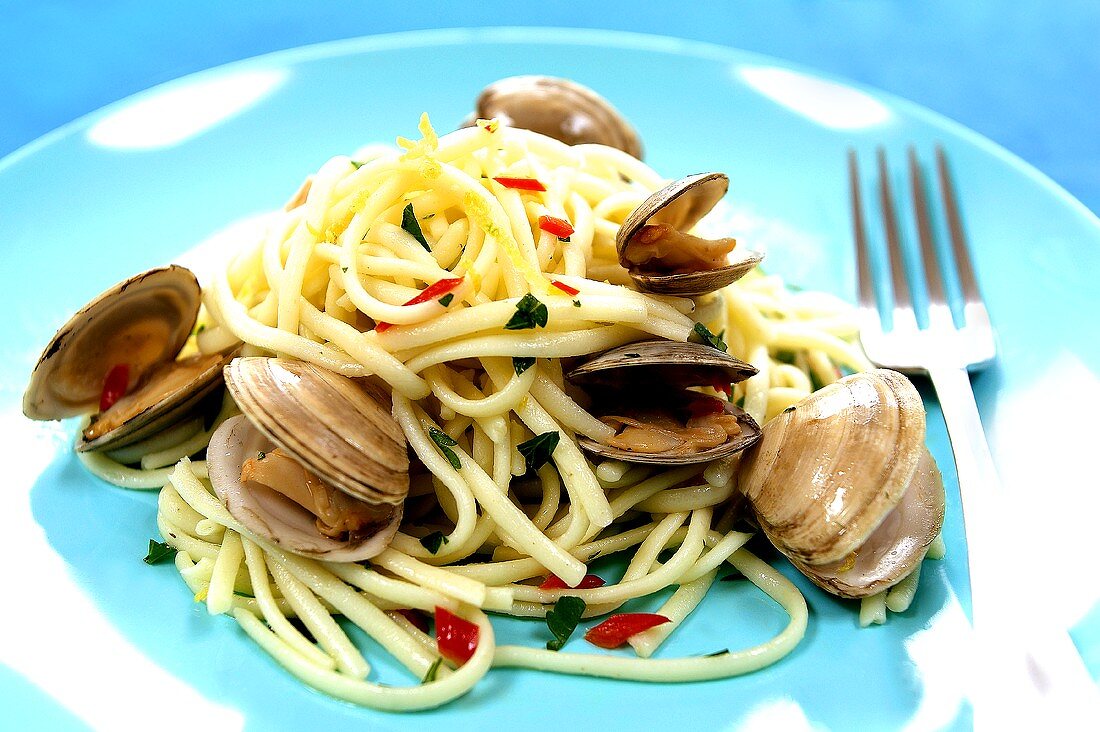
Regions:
[[494, 548, 805, 681], [276, 222, 318, 335], [322, 561, 457, 613], [859, 591, 887, 627], [173, 551, 282, 615], [394, 394, 586, 586], [386, 611, 452, 679], [742, 342, 771, 425], [376, 295, 647, 353], [370, 548, 490, 608], [510, 509, 708, 605], [770, 324, 873, 372], [296, 298, 430, 399], [314, 244, 450, 282], [765, 386, 808, 421], [572, 143, 665, 188], [78, 450, 205, 489], [885, 563, 922, 613], [140, 392, 240, 469], [482, 358, 613, 528], [158, 512, 218, 562], [261, 207, 297, 299], [232, 605, 494, 711], [270, 550, 438, 678], [206, 530, 244, 615], [157, 483, 208, 536], [678, 530, 754, 584], [617, 511, 691, 583], [725, 286, 773, 346], [634, 479, 737, 513], [424, 362, 536, 419], [628, 570, 717, 659], [606, 466, 704, 522], [239, 537, 336, 671], [807, 349, 841, 386], [403, 325, 639, 374], [531, 463, 562, 531], [266, 558, 369, 677], [210, 263, 370, 376]]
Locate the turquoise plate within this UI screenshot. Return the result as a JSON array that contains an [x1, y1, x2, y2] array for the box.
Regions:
[[2, 28, 1097, 732]]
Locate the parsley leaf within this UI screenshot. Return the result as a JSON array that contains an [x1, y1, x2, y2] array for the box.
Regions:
[[438, 293, 454, 307], [422, 657, 443, 683], [401, 203, 430, 251], [545, 595, 586, 651], [559, 236, 571, 242], [513, 356, 536, 376], [144, 539, 177, 565], [518, 431, 560, 473], [690, 323, 728, 352], [705, 648, 730, 657], [420, 531, 450, 553], [350, 160, 366, 170], [428, 426, 461, 470], [572, 299, 581, 307], [505, 294, 548, 330]]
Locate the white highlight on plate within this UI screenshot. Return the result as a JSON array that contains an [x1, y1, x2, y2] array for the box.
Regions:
[[0, 414, 243, 732], [734, 696, 822, 731], [736, 66, 893, 130], [902, 588, 973, 732], [86, 70, 286, 150]]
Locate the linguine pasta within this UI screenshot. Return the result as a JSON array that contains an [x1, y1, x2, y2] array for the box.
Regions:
[[79, 115, 935, 710]]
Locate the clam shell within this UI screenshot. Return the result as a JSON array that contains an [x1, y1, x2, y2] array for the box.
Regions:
[[738, 369, 945, 597], [23, 265, 200, 420], [568, 341, 761, 465], [474, 75, 643, 158], [616, 173, 729, 251], [615, 173, 762, 296], [208, 415, 401, 562], [567, 341, 757, 389], [223, 357, 409, 505]]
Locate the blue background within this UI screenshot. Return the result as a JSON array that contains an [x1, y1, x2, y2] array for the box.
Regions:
[[1, 1, 1098, 213]]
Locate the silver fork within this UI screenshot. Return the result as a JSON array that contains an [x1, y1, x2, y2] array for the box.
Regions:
[[849, 147, 1099, 728]]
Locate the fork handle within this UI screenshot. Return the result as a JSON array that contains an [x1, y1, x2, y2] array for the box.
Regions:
[[927, 365, 1099, 727]]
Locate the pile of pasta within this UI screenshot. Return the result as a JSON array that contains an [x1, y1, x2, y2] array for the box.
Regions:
[[80, 116, 943, 710]]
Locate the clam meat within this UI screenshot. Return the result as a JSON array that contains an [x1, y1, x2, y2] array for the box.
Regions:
[[567, 341, 761, 465], [617, 173, 764, 297], [208, 357, 409, 561], [737, 369, 946, 598]]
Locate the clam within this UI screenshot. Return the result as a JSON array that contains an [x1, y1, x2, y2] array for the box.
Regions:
[[470, 75, 643, 159], [207, 357, 409, 561], [22, 265, 237, 452], [567, 341, 761, 465], [617, 173, 764, 297], [737, 369, 946, 598]]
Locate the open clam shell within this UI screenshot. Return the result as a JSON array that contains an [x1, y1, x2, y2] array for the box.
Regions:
[[208, 415, 402, 562], [24, 265, 201, 420], [472, 75, 643, 158], [737, 369, 946, 598], [567, 341, 762, 465], [616, 173, 764, 296], [222, 357, 409, 506]]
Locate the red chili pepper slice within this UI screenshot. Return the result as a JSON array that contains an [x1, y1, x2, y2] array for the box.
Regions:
[[99, 363, 130, 412], [493, 176, 547, 192], [435, 606, 479, 665], [539, 573, 606, 590], [584, 613, 671, 649], [687, 396, 725, 419], [538, 215, 575, 239], [395, 608, 430, 634], [550, 279, 581, 297], [711, 379, 732, 399], [375, 277, 465, 333]]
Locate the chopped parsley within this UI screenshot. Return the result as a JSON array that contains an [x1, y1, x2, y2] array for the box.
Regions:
[[438, 293, 454, 307], [419, 531, 450, 554], [690, 322, 728, 352], [341, 266, 348, 273], [350, 160, 366, 170], [705, 648, 731, 657], [504, 294, 548, 330], [545, 595, 586, 651], [572, 300, 581, 307], [512, 356, 536, 376], [558, 236, 571, 243], [401, 203, 430, 251], [518, 431, 560, 473], [144, 539, 177, 565], [428, 426, 461, 470]]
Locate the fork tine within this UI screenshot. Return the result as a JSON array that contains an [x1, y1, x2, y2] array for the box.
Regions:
[[936, 146, 983, 307], [876, 148, 918, 330], [908, 147, 947, 305], [848, 150, 877, 314]]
